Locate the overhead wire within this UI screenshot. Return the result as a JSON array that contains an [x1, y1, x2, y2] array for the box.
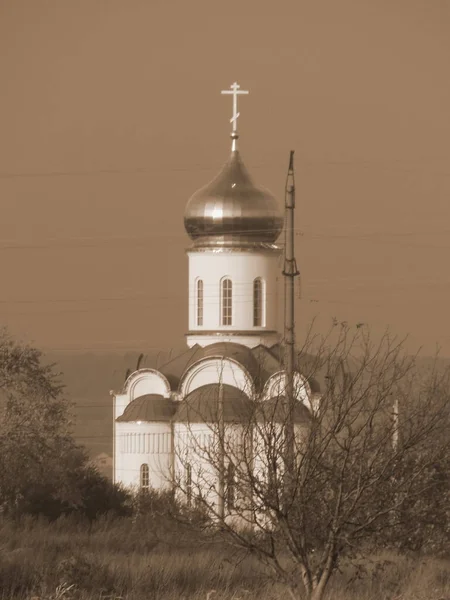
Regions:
[[1, 227, 449, 252], [2, 160, 445, 452], [1, 155, 450, 179], [1, 160, 448, 348], [0, 281, 442, 317]]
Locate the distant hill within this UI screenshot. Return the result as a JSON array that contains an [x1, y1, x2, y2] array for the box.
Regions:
[[41, 348, 450, 481]]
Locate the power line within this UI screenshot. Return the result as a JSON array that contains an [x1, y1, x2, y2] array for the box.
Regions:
[[1, 228, 450, 251], [0, 165, 227, 180], [1, 158, 450, 180], [1, 283, 446, 316], [0, 290, 342, 306], [0, 275, 447, 305]]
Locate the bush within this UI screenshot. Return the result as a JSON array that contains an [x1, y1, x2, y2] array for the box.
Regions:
[[12, 465, 131, 523]]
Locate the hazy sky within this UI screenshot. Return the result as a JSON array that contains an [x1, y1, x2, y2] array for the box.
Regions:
[[1, 0, 449, 356]]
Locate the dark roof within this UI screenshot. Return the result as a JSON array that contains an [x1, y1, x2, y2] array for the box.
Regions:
[[174, 383, 253, 423], [200, 342, 261, 380], [256, 396, 312, 424], [116, 394, 176, 422], [160, 342, 272, 392], [159, 345, 204, 390], [269, 345, 325, 394], [159, 342, 327, 395], [250, 344, 283, 390]]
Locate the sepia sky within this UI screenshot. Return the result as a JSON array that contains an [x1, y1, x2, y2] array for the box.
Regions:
[[0, 0, 449, 356]]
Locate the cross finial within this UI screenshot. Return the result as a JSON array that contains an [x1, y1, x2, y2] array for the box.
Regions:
[[221, 82, 249, 151]]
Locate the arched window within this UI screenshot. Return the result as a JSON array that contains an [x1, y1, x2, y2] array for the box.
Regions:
[[140, 464, 149, 489], [221, 278, 232, 326], [196, 279, 204, 326], [226, 462, 236, 511], [253, 278, 264, 326]]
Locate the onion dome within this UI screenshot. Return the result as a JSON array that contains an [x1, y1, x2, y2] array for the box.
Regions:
[[184, 151, 283, 248], [116, 394, 176, 422], [174, 384, 253, 423], [184, 81, 283, 249]]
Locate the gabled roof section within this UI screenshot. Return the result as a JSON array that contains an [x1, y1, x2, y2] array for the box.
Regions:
[[267, 345, 326, 394], [159, 345, 204, 390], [250, 344, 282, 390], [296, 352, 335, 394], [264, 343, 282, 361]]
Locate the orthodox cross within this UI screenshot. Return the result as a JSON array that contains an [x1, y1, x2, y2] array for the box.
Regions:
[[221, 82, 249, 150]]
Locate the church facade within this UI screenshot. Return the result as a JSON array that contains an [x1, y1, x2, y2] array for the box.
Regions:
[[111, 83, 322, 515]]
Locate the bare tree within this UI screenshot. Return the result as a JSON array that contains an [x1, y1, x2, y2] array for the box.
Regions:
[[172, 323, 450, 600]]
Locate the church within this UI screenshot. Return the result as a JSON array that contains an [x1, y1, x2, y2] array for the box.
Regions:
[[111, 83, 324, 516]]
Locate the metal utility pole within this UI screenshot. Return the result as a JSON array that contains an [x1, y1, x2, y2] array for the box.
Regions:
[[217, 360, 225, 521], [392, 395, 399, 452], [283, 150, 299, 497]]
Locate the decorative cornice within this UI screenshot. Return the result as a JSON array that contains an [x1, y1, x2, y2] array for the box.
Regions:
[[186, 330, 280, 337], [185, 244, 282, 255]]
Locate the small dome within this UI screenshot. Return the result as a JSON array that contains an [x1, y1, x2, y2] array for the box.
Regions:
[[174, 384, 253, 423], [184, 151, 283, 248], [257, 396, 311, 424], [116, 394, 176, 422]]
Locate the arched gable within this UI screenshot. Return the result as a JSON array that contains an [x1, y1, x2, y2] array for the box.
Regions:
[[179, 357, 255, 398], [123, 368, 171, 400], [262, 370, 315, 412]]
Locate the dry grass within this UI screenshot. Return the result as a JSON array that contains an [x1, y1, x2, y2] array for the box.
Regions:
[[0, 515, 447, 600]]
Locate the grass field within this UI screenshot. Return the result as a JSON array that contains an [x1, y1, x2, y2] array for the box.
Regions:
[[0, 514, 448, 600]]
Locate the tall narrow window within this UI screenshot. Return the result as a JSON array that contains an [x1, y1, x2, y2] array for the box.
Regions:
[[196, 279, 204, 326], [140, 464, 149, 489], [186, 464, 192, 507], [226, 462, 236, 511], [221, 278, 232, 326], [253, 278, 263, 326]]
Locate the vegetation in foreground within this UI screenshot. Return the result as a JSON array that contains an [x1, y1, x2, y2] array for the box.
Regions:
[[0, 513, 448, 600], [0, 327, 448, 599]]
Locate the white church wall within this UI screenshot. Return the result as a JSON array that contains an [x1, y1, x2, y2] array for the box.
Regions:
[[115, 421, 173, 490], [179, 357, 254, 397], [113, 393, 128, 420], [174, 422, 218, 509], [251, 422, 308, 494], [174, 422, 250, 520], [186, 249, 281, 348]]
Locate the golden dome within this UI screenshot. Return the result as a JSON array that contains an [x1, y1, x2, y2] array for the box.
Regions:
[[184, 150, 283, 248]]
